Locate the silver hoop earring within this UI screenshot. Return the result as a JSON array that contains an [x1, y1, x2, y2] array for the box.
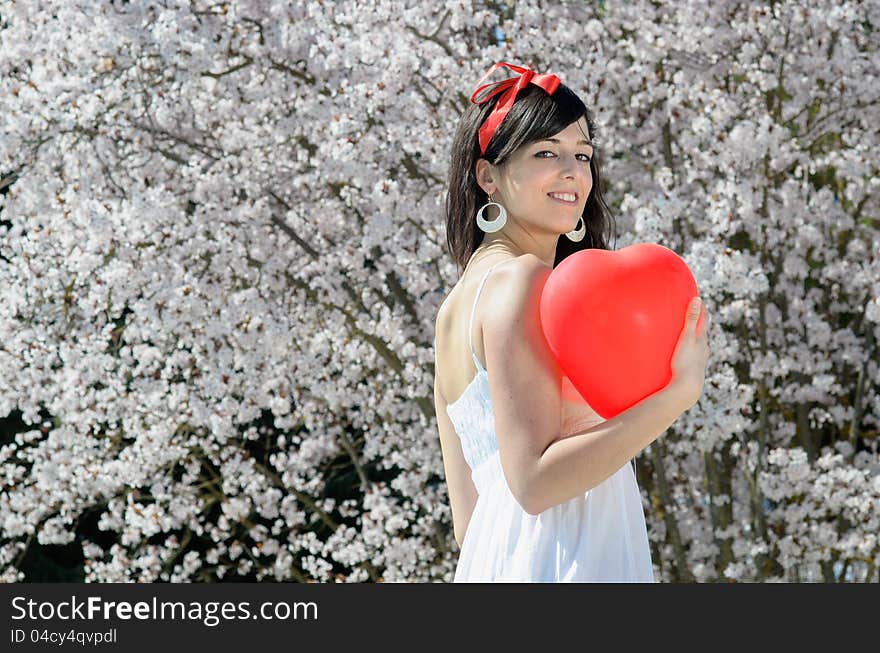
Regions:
[[565, 216, 586, 242], [476, 194, 507, 233]]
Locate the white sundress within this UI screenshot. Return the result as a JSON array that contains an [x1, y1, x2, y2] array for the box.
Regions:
[[446, 262, 656, 582]]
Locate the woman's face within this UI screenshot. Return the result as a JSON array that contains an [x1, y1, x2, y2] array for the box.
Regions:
[[478, 117, 593, 237]]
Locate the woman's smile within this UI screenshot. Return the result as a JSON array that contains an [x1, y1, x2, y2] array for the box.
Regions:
[[547, 193, 579, 206]]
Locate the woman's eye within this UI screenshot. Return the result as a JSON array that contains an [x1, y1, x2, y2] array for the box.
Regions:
[[536, 151, 591, 162]]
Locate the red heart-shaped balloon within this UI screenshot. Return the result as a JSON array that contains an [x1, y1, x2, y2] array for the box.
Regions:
[[540, 243, 699, 419]]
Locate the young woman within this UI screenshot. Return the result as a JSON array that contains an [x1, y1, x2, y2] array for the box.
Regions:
[[433, 62, 711, 582]]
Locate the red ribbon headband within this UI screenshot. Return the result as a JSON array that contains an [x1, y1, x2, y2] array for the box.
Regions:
[[469, 61, 562, 156]]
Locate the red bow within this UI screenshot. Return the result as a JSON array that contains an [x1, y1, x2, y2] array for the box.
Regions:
[[469, 61, 561, 156]]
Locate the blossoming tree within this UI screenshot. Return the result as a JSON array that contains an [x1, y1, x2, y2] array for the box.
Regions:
[[0, 0, 877, 582]]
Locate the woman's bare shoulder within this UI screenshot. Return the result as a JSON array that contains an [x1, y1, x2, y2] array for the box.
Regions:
[[483, 254, 552, 313], [435, 253, 550, 340]]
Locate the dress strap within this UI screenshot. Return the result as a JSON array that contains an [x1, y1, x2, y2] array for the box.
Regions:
[[468, 263, 500, 372]]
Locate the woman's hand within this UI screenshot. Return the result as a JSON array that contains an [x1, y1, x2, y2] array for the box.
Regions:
[[669, 296, 711, 409]]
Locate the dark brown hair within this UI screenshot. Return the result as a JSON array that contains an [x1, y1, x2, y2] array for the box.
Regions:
[[444, 81, 617, 277]]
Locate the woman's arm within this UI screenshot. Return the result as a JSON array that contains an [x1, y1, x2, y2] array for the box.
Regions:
[[480, 256, 564, 514], [433, 330, 478, 549], [526, 381, 691, 515], [482, 255, 692, 516]]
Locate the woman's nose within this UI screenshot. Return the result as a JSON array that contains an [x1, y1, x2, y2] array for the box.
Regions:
[[559, 156, 587, 178]]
